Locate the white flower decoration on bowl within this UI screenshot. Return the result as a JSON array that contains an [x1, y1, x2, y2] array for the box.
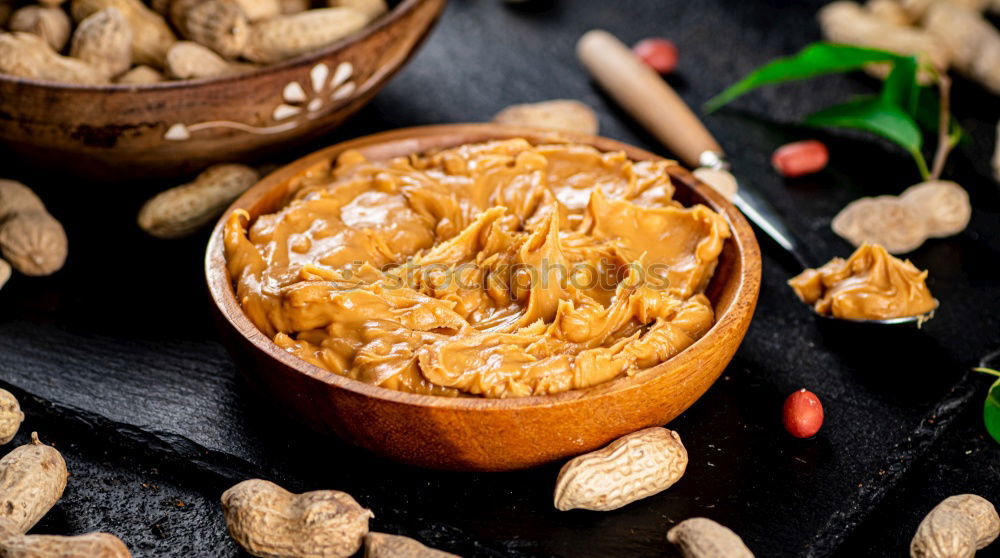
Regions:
[[165, 62, 357, 141]]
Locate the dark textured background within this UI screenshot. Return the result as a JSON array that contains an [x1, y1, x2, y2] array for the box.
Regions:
[[2, 0, 1000, 556]]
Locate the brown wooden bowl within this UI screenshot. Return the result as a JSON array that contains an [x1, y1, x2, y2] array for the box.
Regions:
[[205, 124, 761, 471], [0, 0, 446, 181]]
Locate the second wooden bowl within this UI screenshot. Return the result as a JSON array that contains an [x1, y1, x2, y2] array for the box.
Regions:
[[205, 124, 761, 471], [0, 0, 446, 181]]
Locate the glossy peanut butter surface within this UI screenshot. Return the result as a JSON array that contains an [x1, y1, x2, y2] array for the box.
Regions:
[[224, 139, 731, 397], [788, 244, 937, 321]]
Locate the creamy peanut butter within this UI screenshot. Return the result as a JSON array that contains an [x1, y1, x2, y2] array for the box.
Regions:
[[224, 139, 731, 397], [788, 244, 937, 320]]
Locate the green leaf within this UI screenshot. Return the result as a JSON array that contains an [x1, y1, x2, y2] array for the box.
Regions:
[[704, 43, 906, 113], [986, 380, 1000, 444], [880, 56, 919, 115], [975, 368, 1000, 444], [804, 95, 929, 178]]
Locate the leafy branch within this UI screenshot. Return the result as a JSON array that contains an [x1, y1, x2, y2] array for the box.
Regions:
[[705, 42, 964, 181]]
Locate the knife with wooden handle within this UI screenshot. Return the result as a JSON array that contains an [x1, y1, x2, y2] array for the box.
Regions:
[[576, 29, 811, 268]]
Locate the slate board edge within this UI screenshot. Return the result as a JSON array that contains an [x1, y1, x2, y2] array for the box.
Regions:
[[807, 373, 978, 556]]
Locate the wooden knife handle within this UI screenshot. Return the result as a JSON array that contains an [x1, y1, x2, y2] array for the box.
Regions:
[[576, 29, 723, 168]]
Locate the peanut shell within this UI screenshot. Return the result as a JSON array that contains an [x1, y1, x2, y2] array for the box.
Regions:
[[182, 0, 249, 59], [831, 195, 928, 254], [553, 427, 687, 512], [149, 0, 170, 14], [898, 0, 991, 19], [923, 1, 1000, 94], [166, 0, 197, 27], [71, 0, 176, 67], [911, 494, 1000, 558], [819, 1, 949, 83], [0, 210, 68, 276], [866, 0, 912, 25], [493, 100, 599, 135], [230, 0, 281, 21], [900, 180, 971, 238], [912, 509, 978, 558], [0, 180, 46, 222], [221, 479, 373, 558], [70, 7, 133, 78], [115, 64, 163, 84], [280, 0, 310, 13], [0, 388, 23, 445], [0, 532, 131, 558], [364, 532, 460, 558], [244, 7, 368, 64], [692, 167, 738, 201], [138, 163, 259, 238], [8, 6, 72, 51], [667, 517, 755, 558], [0, 433, 68, 536], [328, 0, 387, 21], [165, 41, 236, 79], [0, 258, 10, 291], [0, 32, 104, 84]]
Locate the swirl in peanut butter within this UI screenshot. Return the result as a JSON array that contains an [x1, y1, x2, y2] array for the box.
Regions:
[[224, 140, 731, 397], [788, 243, 937, 320]]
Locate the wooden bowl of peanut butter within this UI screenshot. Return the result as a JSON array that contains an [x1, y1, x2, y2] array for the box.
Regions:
[[205, 124, 761, 471]]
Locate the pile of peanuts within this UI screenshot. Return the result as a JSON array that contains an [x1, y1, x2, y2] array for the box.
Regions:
[[0, 0, 387, 84]]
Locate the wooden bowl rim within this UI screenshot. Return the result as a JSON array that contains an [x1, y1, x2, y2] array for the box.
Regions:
[[205, 123, 761, 411], [0, 0, 437, 92]]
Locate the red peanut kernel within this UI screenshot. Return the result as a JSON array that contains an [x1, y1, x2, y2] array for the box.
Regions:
[[632, 38, 678, 75], [771, 140, 829, 178], [783, 389, 824, 438]]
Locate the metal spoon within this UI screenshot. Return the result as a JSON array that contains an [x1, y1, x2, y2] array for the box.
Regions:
[[577, 29, 935, 326]]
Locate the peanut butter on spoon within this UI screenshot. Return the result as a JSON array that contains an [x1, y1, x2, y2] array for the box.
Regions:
[[788, 244, 938, 321]]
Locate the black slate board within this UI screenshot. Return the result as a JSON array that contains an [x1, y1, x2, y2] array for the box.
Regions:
[[2, 0, 1000, 556]]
